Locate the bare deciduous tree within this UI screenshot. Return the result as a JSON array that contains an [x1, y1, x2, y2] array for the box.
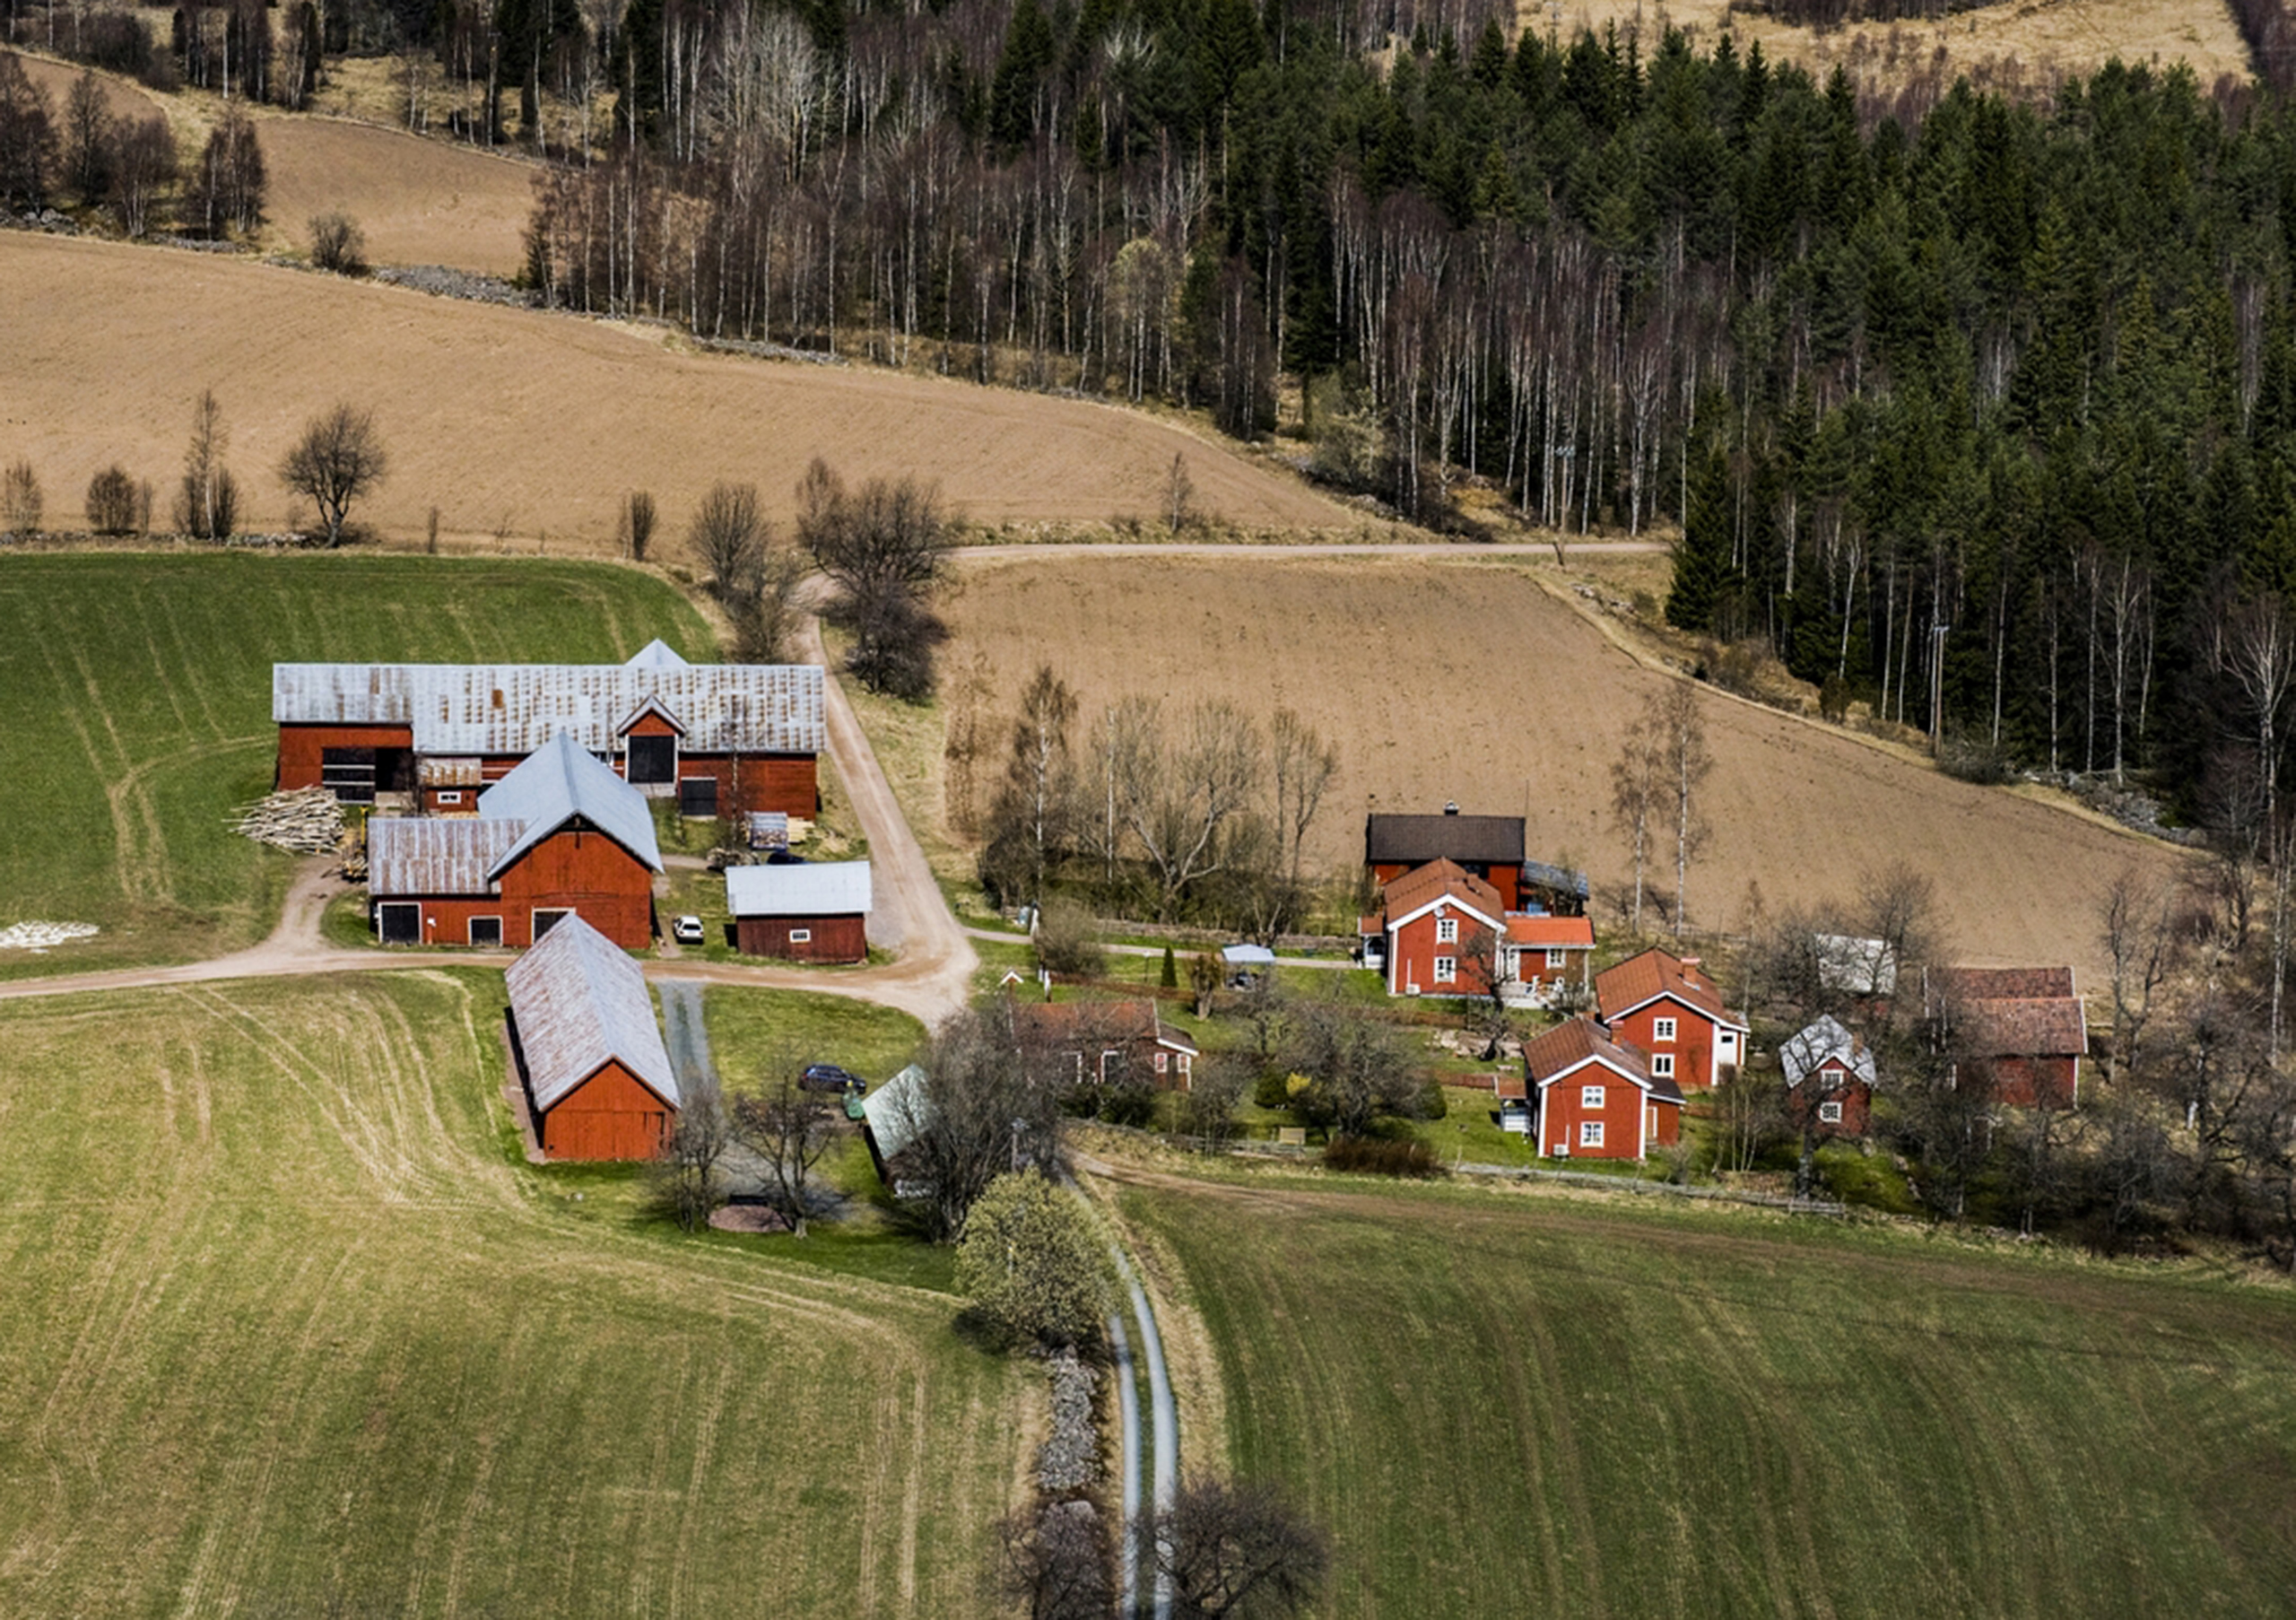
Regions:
[[1154, 1476, 1330, 1619], [0, 51, 57, 209], [1110, 697, 1264, 919], [109, 114, 173, 238], [195, 101, 265, 237], [2099, 867, 2177, 1087], [731, 1063, 835, 1238], [1609, 707, 1663, 933], [174, 388, 238, 540], [797, 457, 955, 700], [84, 464, 138, 535], [308, 211, 367, 274], [618, 489, 657, 561], [1653, 683, 1713, 936], [1, 458, 40, 538], [279, 404, 388, 546], [890, 1005, 1068, 1241], [1165, 450, 1196, 533], [726, 539, 806, 663], [689, 479, 766, 597], [996, 1499, 1112, 1620], [62, 67, 111, 206], [648, 1077, 730, 1232]]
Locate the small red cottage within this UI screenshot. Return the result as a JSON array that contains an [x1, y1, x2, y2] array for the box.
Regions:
[[366, 731, 664, 948], [725, 860, 871, 962], [1008, 998, 1198, 1091], [1521, 1016, 1683, 1160], [1779, 1014, 1876, 1136], [1594, 947, 1748, 1091], [1927, 966, 2088, 1107], [1504, 913, 1596, 1007], [1361, 859, 1508, 997], [505, 912, 680, 1160], [274, 642, 822, 818]]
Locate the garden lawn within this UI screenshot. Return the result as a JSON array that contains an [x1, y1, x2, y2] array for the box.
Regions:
[[0, 553, 711, 980], [703, 983, 926, 1092], [1124, 1175, 2296, 1619], [0, 971, 1025, 1616]]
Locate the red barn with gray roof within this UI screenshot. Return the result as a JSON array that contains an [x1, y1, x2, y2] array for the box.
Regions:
[[506, 913, 680, 1160]]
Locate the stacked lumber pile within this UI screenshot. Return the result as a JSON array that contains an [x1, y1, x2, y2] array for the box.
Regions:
[[228, 788, 344, 854]]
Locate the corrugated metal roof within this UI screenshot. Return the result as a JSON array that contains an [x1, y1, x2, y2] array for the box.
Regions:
[[725, 860, 873, 918], [273, 659, 822, 755], [1781, 1015, 1877, 1089], [625, 639, 691, 669], [368, 817, 519, 896], [862, 1064, 931, 1163], [416, 756, 483, 787], [506, 914, 678, 1112], [1522, 858, 1591, 901], [479, 732, 663, 877]]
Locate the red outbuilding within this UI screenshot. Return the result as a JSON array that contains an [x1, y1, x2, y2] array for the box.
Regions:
[[1779, 1014, 1877, 1137], [274, 641, 822, 819], [1927, 966, 2089, 1108], [1521, 1016, 1683, 1160], [1594, 947, 1749, 1091], [1008, 998, 1199, 1091], [1366, 807, 1528, 909], [1360, 858, 1508, 997], [726, 860, 872, 963], [505, 912, 680, 1160], [366, 731, 664, 948]]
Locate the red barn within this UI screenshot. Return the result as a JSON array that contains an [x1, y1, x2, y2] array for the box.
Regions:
[[274, 641, 822, 819], [1522, 1016, 1683, 1160], [506, 913, 680, 1160], [726, 860, 872, 962], [1779, 1014, 1877, 1136], [1360, 859, 1508, 997], [367, 731, 663, 948], [1595, 947, 1749, 1091], [1927, 966, 2088, 1107]]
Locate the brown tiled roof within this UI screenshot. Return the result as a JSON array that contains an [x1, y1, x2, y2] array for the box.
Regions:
[[1595, 947, 1734, 1025], [1375, 859, 1506, 929], [1366, 813, 1524, 867], [1522, 1016, 1685, 1105], [1936, 966, 2074, 1002], [1506, 914, 1595, 949], [1960, 997, 2089, 1059]]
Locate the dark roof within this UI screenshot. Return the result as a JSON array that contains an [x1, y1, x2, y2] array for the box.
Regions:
[[1365, 813, 1526, 867]]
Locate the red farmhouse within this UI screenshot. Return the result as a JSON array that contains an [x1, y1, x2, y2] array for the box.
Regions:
[[1927, 966, 2088, 1107], [506, 912, 680, 1160], [1361, 859, 1508, 997], [1779, 1014, 1877, 1136], [1522, 1016, 1683, 1160], [274, 640, 822, 819], [366, 731, 663, 948], [726, 860, 872, 962], [1595, 947, 1749, 1091], [1366, 807, 1527, 909], [1009, 998, 1199, 1091]]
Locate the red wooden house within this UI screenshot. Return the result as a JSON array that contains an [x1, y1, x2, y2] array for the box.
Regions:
[[1779, 1014, 1877, 1136], [1594, 947, 1749, 1091], [1366, 807, 1527, 909], [506, 912, 680, 1160], [1360, 859, 1508, 997], [274, 641, 822, 819], [1927, 966, 2088, 1107], [725, 860, 872, 962], [1521, 1016, 1683, 1159], [366, 731, 664, 948], [1504, 913, 1596, 1008], [1008, 998, 1199, 1091]]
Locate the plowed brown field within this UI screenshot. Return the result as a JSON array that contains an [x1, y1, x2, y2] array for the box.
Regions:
[[1, 232, 1352, 544], [947, 553, 2193, 980]]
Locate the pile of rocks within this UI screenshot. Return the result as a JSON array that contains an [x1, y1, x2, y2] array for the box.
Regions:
[[1035, 1346, 1101, 1494]]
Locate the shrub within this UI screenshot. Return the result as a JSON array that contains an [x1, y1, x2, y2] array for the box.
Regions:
[[1936, 733, 2011, 785], [308, 212, 367, 275], [1323, 1136, 1441, 1178], [1252, 1071, 1291, 1110], [1034, 896, 1104, 978], [85, 464, 139, 534], [1417, 1080, 1448, 1121]]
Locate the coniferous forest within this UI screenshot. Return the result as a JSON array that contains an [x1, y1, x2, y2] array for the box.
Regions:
[[409, 0, 2296, 823]]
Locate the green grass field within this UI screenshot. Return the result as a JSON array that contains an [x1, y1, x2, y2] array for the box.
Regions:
[[0, 553, 712, 980], [703, 984, 926, 1091], [1124, 1174, 2296, 1618], [0, 971, 1026, 1616]]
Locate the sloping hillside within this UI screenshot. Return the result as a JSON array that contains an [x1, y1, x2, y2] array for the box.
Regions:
[[946, 553, 2191, 980], [0, 232, 1353, 545]]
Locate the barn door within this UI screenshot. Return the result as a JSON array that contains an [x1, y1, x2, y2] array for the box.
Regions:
[[377, 902, 421, 944]]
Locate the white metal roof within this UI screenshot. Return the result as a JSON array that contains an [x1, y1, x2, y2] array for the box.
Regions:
[[506, 914, 678, 1112], [272, 658, 822, 755], [367, 816, 520, 896], [624, 639, 691, 669], [861, 1064, 930, 1164], [478, 732, 664, 877], [1780, 1015, 1878, 1089], [725, 860, 873, 918]]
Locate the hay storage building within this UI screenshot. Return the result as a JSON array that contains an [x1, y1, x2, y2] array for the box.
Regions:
[[505, 913, 680, 1160]]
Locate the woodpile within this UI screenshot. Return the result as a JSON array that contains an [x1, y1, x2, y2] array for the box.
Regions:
[[339, 824, 368, 882], [228, 788, 345, 854]]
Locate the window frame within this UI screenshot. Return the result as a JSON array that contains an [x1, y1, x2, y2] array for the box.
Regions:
[[1432, 954, 1457, 984], [1817, 1100, 1845, 1125], [531, 907, 574, 940], [788, 928, 813, 943], [1545, 947, 1569, 969], [1653, 1015, 1678, 1042], [1651, 1053, 1675, 1079], [467, 916, 502, 946], [1436, 917, 1458, 944], [1579, 1119, 1605, 1148], [1579, 1083, 1605, 1110]]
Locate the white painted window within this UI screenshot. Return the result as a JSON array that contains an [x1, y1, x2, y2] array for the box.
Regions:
[[1436, 918, 1458, 944], [1580, 1084, 1605, 1110], [436, 790, 462, 806], [1433, 955, 1457, 983], [1651, 1053, 1675, 1078], [1653, 1016, 1677, 1042], [1153, 1051, 1169, 1073], [789, 928, 813, 943], [1546, 948, 1568, 969], [1579, 1120, 1605, 1148], [1818, 1101, 1844, 1124], [1178, 1053, 1192, 1076], [1100, 1050, 1120, 1083]]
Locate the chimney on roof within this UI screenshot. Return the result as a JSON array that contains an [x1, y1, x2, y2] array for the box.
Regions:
[[1444, 801, 1459, 815]]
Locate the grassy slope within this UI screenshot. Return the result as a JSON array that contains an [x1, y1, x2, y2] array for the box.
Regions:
[[0, 971, 1025, 1616], [1125, 1175, 2296, 1619], [0, 553, 710, 980]]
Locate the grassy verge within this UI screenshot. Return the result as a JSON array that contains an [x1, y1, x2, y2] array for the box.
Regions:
[[0, 553, 711, 980], [0, 971, 1022, 1616], [1122, 1169, 2296, 1619]]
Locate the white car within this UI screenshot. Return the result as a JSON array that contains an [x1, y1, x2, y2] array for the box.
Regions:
[[671, 915, 706, 945]]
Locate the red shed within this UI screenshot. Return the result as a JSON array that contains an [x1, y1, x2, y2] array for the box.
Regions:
[[726, 860, 871, 962], [1779, 1014, 1877, 1137], [1595, 947, 1749, 1091], [1927, 966, 2089, 1108], [1522, 1016, 1683, 1160], [506, 913, 680, 1160], [367, 731, 663, 948]]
